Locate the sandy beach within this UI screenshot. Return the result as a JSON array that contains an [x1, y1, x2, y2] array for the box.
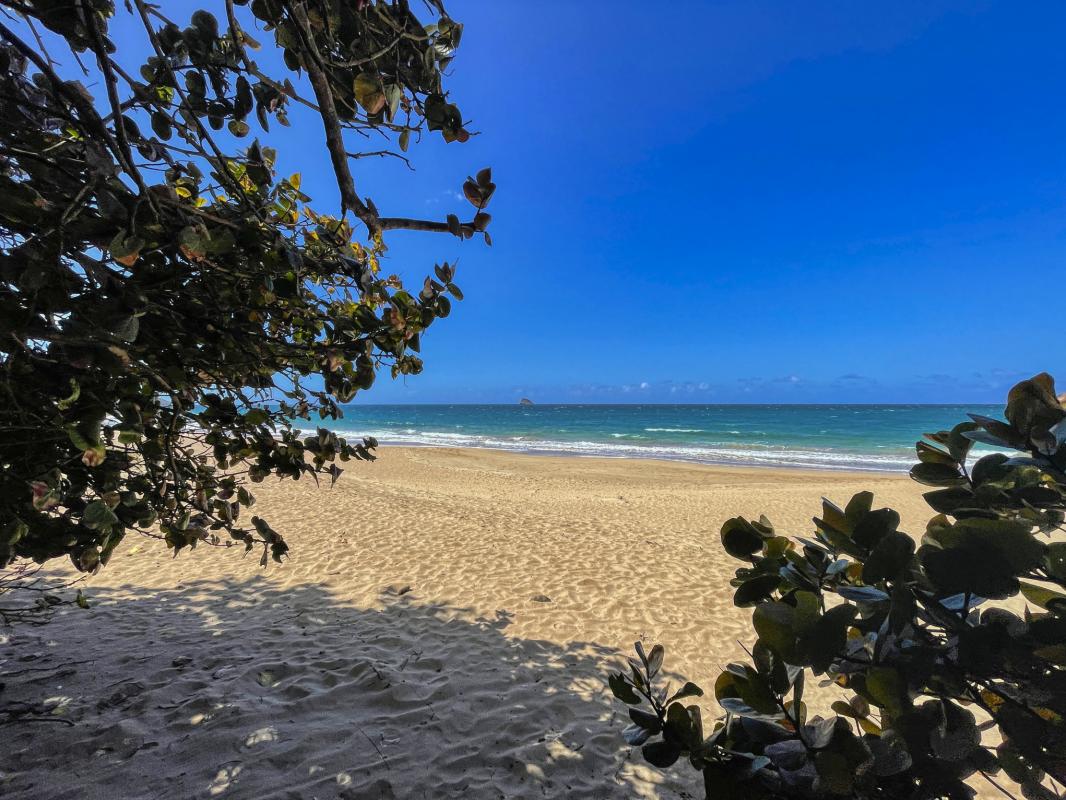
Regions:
[[3, 447, 940, 799]]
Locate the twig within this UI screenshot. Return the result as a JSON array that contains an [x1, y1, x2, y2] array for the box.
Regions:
[[345, 150, 414, 171], [979, 769, 1022, 800], [361, 729, 391, 770]]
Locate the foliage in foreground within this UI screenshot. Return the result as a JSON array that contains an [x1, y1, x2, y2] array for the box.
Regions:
[[610, 373, 1066, 799], [0, 1, 494, 573]]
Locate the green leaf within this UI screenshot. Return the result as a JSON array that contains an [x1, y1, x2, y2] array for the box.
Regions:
[[667, 702, 703, 748], [646, 644, 664, 677], [178, 226, 207, 258], [836, 585, 889, 602], [56, 379, 80, 410], [1019, 581, 1066, 614], [852, 508, 901, 549], [753, 600, 798, 663], [114, 315, 139, 343], [609, 672, 641, 705], [916, 441, 956, 466], [864, 666, 905, 715], [910, 462, 965, 487], [622, 723, 652, 746], [832, 700, 859, 718], [946, 421, 979, 462], [353, 72, 386, 115], [83, 500, 119, 531], [108, 231, 144, 265], [151, 111, 172, 140], [862, 530, 916, 584], [116, 428, 141, 444], [235, 76, 253, 120], [642, 739, 681, 768], [384, 84, 403, 121], [1047, 543, 1066, 583], [721, 517, 766, 560], [1006, 373, 1065, 444], [719, 665, 780, 718], [868, 730, 912, 777], [752, 592, 820, 667], [629, 707, 662, 733], [819, 497, 851, 535], [844, 491, 873, 523], [929, 700, 980, 761], [245, 408, 270, 426], [666, 681, 704, 704], [920, 518, 1046, 599], [922, 486, 975, 514], [733, 573, 781, 607], [192, 10, 219, 38], [804, 603, 857, 674]]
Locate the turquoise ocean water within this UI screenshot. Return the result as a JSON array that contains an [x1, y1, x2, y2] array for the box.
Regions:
[[324, 404, 1004, 472]]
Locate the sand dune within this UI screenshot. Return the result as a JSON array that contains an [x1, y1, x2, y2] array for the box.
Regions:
[[3, 447, 951, 798]]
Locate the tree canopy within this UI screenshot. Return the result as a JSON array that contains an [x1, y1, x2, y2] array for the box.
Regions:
[[0, 0, 494, 573], [610, 374, 1066, 800]]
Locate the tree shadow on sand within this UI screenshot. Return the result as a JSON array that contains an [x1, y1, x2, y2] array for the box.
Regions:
[[2, 576, 702, 800]]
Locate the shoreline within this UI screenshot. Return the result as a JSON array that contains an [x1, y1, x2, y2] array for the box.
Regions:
[[370, 440, 916, 475], [312, 401, 990, 475]]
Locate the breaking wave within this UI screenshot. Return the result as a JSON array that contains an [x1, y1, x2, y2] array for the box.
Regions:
[[322, 427, 917, 472]]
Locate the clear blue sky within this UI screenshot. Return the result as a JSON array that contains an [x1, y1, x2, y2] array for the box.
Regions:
[[88, 2, 1066, 402], [353, 0, 1066, 403]]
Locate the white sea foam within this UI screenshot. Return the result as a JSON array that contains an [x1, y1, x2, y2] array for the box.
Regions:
[[318, 428, 918, 472], [644, 427, 705, 433]]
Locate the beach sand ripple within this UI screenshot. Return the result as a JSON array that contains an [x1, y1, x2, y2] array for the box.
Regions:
[[3, 447, 939, 799]]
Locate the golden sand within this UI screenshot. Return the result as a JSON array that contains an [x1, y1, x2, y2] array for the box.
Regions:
[[4, 447, 956, 799]]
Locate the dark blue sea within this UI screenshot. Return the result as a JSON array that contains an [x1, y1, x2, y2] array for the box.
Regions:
[[316, 404, 1005, 472]]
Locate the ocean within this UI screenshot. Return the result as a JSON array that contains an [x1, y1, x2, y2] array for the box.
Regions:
[[320, 404, 1005, 473]]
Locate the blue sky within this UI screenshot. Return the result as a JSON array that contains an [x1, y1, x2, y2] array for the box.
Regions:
[[352, 0, 1066, 403], [58, 2, 1066, 402]]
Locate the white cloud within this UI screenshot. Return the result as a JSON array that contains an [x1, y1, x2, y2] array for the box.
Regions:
[[424, 189, 465, 205]]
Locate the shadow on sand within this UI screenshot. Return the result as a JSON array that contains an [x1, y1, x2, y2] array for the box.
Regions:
[[2, 576, 701, 799]]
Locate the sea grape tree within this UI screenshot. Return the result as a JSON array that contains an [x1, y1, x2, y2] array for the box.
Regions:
[[0, 0, 495, 573], [610, 373, 1066, 799]]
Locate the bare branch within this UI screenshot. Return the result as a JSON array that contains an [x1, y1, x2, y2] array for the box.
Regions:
[[379, 216, 474, 235], [345, 149, 414, 170]]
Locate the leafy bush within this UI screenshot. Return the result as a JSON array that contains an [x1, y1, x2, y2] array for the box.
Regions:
[[0, 1, 494, 573], [610, 374, 1066, 799]]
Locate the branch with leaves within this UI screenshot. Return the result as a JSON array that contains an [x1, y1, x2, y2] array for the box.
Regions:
[[0, 0, 495, 575]]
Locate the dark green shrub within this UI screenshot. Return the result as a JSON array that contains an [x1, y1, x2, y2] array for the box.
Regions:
[[610, 374, 1066, 799]]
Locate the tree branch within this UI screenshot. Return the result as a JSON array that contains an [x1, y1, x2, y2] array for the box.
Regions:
[[379, 216, 474, 235], [288, 2, 376, 231], [76, 0, 155, 207]]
